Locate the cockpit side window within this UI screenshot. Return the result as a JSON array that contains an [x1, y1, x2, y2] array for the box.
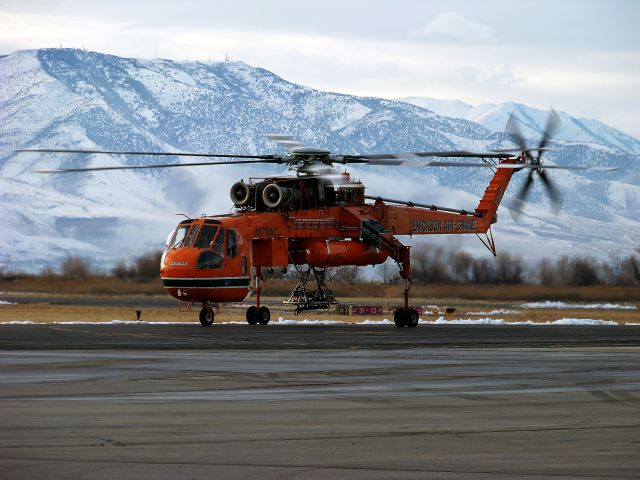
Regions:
[[213, 228, 224, 254], [226, 229, 237, 257]]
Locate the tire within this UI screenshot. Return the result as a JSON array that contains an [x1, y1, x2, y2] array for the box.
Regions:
[[257, 306, 271, 325], [199, 306, 214, 326], [246, 306, 258, 325], [394, 308, 406, 328], [406, 308, 419, 328]]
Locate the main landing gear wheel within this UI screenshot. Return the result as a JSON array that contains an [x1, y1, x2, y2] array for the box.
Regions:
[[246, 306, 258, 325], [405, 308, 419, 328], [199, 305, 214, 326], [394, 308, 419, 328], [394, 308, 406, 328], [257, 306, 271, 325]]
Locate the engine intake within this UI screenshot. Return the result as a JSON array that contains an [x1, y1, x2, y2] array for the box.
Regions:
[[262, 183, 297, 209], [230, 181, 254, 206]]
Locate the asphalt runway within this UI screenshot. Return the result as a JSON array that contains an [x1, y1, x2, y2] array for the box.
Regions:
[[1, 324, 640, 479], [2, 323, 640, 350]]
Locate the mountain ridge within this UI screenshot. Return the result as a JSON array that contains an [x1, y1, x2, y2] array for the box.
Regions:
[[399, 96, 640, 155], [0, 48, 638, 272]]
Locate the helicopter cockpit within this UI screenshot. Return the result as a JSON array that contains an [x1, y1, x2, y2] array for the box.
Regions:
[[165, 220, 241, 271]]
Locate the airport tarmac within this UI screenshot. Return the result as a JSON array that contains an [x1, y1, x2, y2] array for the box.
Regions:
[[1, 324, 639, 479]]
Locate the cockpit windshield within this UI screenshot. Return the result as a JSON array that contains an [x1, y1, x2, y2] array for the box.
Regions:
[[195, 226, 225, 269], [184, 225, 200, 247], [167, 224, 226, 260], [169, 225, 190, 248], [194, 226, 221, 249]]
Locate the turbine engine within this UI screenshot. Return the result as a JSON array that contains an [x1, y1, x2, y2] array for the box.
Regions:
[[262, 183, 298, 208], [230, 181, 255, 207]]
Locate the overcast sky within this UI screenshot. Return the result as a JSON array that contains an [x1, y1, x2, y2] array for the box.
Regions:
[[1, 0, 639, 137]]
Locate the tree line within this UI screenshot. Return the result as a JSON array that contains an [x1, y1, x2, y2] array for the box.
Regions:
[[6, 246, 639, 287], [406, 244, 640, 287]]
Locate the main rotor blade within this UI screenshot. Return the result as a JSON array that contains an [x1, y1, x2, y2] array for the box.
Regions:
[[18, 148, 278, 160], [410, 150, 513, 159], [264, 134, 303, 149], [423, 162, 618, 170], [342, 151, 513, 163], [490, 147, 556, 153], [33, 158, 285, 173]]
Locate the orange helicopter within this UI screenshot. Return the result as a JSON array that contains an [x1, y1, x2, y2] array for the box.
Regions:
[[22, 112, 609, 327]]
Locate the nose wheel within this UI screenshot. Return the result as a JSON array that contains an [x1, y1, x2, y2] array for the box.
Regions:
[[199, 305, 215, 326]]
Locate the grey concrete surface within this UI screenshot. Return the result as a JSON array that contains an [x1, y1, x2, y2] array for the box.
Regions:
[[2, 323, 640, 350], [1, 341, 639, 479]]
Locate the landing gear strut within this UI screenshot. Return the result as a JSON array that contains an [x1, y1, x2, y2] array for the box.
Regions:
[[246, 274, 271, 325]]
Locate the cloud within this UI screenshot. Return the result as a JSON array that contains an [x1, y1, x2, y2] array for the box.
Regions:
[[411, 11, 498, 44]]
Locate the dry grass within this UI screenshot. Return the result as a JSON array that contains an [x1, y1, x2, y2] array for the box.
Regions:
[[266, 280, 640, 302], [0, 276, 163, 296], [2, 276, 640, 301], [1, 293, 638, 325]]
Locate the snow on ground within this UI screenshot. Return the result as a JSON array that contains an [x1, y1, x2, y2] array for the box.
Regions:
[[466, 309, 520, 316], [520, 301, 637, 310], [0, 300, 16, 305], [0, 318, 627, 326], [550, 318, 618, 326], [426, 317, 508, 325], [422, 317, 619, 326]]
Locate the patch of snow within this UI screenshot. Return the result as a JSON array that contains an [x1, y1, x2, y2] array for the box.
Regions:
[[0, 318, 628, 326], [521, 301, 636, 310], [270, 317, 347, 326], [547, 318, 618, 326], [424, 317, 507, 325], [467, 309, 520, 316]]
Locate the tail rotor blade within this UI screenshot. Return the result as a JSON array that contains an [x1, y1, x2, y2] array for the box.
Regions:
[[509, 170, 534, 219], [505, 114, 527, 151], [537, 108, 561, 155], [537, 169, 563, 213], [516, 170, 534, 204]]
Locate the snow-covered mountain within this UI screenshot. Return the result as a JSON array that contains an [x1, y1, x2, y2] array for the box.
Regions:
[[1, 49, 639, 272], [399, 97, 640, 155]]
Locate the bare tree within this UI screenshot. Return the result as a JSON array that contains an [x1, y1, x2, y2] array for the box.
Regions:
[[376, 259, 401, 285], [570, 257, 600, 286], [135, 250, 163, 280], [327, 265, 361, 285], [411, 244, 451, 283], [61, 256, 92, 278], [495, 253, 524, 284]]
